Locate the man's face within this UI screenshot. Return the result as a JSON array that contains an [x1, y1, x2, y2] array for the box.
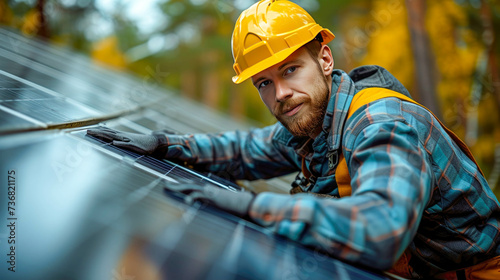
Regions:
[[251, 47, 331, 137]]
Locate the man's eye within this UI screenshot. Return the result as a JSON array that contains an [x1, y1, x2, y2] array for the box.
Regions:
[[259, 80, 271, 89], [284, 66, 297, 75]]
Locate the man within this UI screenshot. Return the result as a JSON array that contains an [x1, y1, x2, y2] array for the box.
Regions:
[[87, 0, 500, 278]]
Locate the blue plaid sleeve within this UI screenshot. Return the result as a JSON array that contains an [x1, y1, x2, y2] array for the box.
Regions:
[[162, 123, 300, 180], [249, 109, 434, 270]]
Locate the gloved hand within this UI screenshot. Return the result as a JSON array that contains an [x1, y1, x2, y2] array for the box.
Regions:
[[165, 183, 255, 218], [86, 126, 168, 156], [152, 129, 178, 135]]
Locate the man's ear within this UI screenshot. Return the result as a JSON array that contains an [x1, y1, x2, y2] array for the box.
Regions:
[[319, 45, 334, 76]]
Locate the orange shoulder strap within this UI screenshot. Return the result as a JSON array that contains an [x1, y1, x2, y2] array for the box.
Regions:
[[335, 87, 485, 198]]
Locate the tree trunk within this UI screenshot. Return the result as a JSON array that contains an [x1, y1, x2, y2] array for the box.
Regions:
[[480, 0, 500, 111], [181, 70, 197, 100], [405, 0, 441, 118], [36, 0, 49, 39]]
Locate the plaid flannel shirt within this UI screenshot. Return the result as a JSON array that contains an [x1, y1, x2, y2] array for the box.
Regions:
[[162, 66, 500, 277]]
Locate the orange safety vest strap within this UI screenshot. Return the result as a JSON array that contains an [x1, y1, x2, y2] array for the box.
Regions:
[[333, 87, 485, 197], [300, 153, 352, 197], [335, 153, 352, 197]]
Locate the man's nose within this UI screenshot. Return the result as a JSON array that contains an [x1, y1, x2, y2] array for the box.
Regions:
[[275, 81, 293, 102]]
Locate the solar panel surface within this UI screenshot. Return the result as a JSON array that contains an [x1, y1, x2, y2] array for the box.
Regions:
[[0, 27, 403, 280]]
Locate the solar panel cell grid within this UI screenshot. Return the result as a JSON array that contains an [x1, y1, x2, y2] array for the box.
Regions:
[[0, 88, 56, 100], [1, 98, 97, 123]]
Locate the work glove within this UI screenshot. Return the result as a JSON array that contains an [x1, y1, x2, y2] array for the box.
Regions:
[[152, 128, 178, 135], [164, 183, 255, 218], [86, 126, 169, 156]]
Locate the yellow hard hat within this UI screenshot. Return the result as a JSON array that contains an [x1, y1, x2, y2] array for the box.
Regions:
[[231, 0, 335, 84]]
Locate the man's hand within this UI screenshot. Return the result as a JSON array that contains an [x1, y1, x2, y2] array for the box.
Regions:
[[86, 126, 168, 156], [164, 183, 255, 218]]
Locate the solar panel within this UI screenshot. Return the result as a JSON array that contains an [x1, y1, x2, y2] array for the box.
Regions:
[[0, 31, 167, 118], [0, 28, 401, 280], [2, 98, 98, 122], [0, 28, 145, 90], [0, 87, 55, 100], [0, 107, 43, 131]]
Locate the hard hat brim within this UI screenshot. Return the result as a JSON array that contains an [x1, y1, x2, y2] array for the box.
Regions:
[[232, 29, 335, 84]]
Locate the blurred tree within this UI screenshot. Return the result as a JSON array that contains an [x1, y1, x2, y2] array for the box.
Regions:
[[0, 0, 14, 24], [425, 0, 499, 191], [479, 0, 500, 112], [6, 0, 99, 51], [352, 0, 415, 92], [406, 0, 440, 118], [35, 0, 48, 38], [138, 0, 273, 124]]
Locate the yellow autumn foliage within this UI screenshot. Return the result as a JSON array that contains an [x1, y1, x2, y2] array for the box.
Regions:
[[91, 36, 127, 69], [426, 0, 482, 132], [360, 0, 414, 89], [21, 9, 41, 36], [355, 0, 498, 187], [426, 0, 498, 181]]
